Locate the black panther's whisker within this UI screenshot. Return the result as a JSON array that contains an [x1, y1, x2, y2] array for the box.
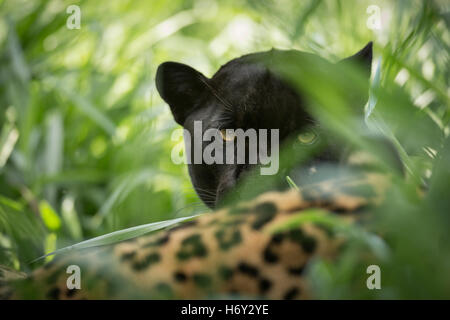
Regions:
[[172, 202, 208, 217], [214, 116, 234, 128], [197, 195, 217, 207], [183, 186, 217, 196], [192, 189, 217, 197], [214, 115, 233, 121], [178, 201, 205, 208], [181, 188, 216, 196], [199, 197, 216, 207], [197, 193, 216, 202]]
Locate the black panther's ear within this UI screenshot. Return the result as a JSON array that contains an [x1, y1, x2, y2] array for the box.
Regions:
[[338, 42, 373, 77], [156, 62, 208, 125]]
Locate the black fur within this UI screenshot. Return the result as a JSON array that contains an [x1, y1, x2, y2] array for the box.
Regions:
[[156, 43, 373, 208]]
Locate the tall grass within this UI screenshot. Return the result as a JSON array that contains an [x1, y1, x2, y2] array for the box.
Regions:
[[0, 0, 449, 298]]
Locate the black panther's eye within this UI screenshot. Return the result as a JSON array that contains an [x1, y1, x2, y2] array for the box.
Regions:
[[220, 129, 236, 142], [297, 130, 317, 145]]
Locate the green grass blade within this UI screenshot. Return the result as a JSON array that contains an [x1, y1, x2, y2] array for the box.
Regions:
[[286, 175, 299, 191], [32, 214, 202, 262]]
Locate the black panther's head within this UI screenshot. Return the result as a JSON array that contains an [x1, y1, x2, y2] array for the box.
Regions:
[[156, 43, 374, 208]]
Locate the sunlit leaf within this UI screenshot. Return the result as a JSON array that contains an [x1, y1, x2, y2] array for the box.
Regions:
[[39, 201, 61, 231]]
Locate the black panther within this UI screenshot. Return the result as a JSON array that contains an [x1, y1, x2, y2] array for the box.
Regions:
[[156, 42, 374, 208]]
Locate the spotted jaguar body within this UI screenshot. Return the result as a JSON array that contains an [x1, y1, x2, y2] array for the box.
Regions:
[[1, 171, 388, 300]]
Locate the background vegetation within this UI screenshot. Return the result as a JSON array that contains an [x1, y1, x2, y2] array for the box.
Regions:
[[0, 0, 449, 298]]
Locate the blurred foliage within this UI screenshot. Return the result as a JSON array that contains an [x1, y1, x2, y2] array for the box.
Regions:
[[0, 0, 449, 298]]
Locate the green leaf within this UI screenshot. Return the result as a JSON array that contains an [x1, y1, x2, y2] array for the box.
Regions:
[[52, 81, 116, 136], [32, 213, 202, 262], [39, 201, 61, 231], [44, 233, 57, 263], [268, 209, 343, 234], [286, 175, 299, 191]]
